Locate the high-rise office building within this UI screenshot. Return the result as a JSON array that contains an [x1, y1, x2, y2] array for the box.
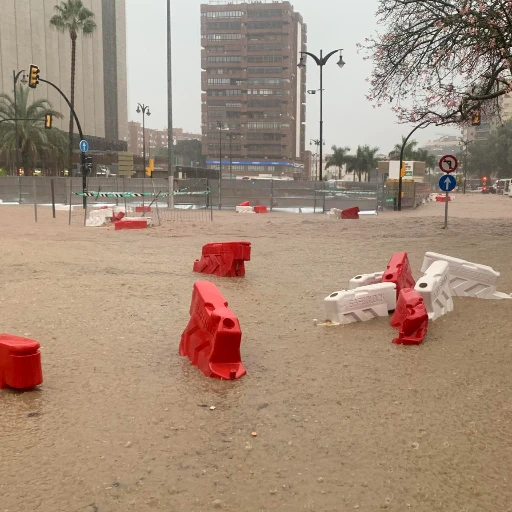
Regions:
[[200, 0, 307, 177], [0, 0, 128, 145]]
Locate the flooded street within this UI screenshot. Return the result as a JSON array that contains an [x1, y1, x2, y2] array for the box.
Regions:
[[1, 195, 511, 512]]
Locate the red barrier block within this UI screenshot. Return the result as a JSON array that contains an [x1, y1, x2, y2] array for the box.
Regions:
[[180, 281, 246, 380], [0, 334, 43, 390], [390, 288, 428, 345], [238, 201, 250, 207], [382, 251, 416, 297], [136, 206, 152, 213], [114, 219, 148, 230], [111, 211, 125, 223], [193, 241, 251, 277], [436, 194, 453, 202], [341, 206, 360, 219], [254, 205, 268, 214]]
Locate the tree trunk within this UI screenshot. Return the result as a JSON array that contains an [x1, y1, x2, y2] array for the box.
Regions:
[[69, 31, 77, 173], [358, 170, 362, 182]]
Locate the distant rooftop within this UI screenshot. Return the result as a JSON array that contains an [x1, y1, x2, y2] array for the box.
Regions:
[[207, 0, 291, 4]]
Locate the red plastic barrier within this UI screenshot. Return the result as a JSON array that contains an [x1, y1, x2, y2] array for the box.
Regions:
[[238, 201, 250, 207], [341, 206, 360, 219], [193, 241, 251, 277], [136, 206, 152, 213], [0, 334, 43, 390], [390, 288, 428, 345], [111, 211, 125, 222], [382, 251, 416, 297], [114, 219, 148, 230], [254, 205, 268, 214], [436, 194, 452, 202], [180, 281, 246, 380]]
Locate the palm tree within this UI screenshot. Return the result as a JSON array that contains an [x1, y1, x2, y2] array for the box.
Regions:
[[0, 86, 66, 175], [50, 0, 96, 169], [346, 145, 380, 182], [325, 145, 351, 179], [413, 148, 437, 176], [361, 145, 380, 182], [389, 137, 418, 160]]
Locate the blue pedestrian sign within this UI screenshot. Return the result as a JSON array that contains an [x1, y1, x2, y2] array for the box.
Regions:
[[439, 174, 456, 192], [79, 139, 89, 153]]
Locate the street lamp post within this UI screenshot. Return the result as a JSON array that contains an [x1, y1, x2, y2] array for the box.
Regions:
[[136, 103, 151, 177], [12, 70, 27, 176], [298, 49, 345, 182], [217, 121, 224, 209]]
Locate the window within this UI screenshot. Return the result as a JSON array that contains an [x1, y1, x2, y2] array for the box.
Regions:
[[247, 111, 282, 120], [248, 78, 287, 86], [208, 78, 231, 85], [205, 11, 243, 18], [248, 132, 283, 140], [248, 9, 283, 18], [207, 56, 242, 63], [248, 99, 283, 108], [247, 89, 283, 96], [247, 122, 283, 130], [207, 33, 242, 41], [247, 55, 282, 63], [248, 67, 283, 75], [247, 21, 284, 30], [247, 43, 282, 52], [207, 22, 242, 30]]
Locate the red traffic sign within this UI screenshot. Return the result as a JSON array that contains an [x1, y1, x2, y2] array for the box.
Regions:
[[439, 154, 458, 174]]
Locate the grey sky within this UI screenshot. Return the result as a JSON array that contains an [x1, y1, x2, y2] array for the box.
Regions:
[[125, 0, 455, 155]]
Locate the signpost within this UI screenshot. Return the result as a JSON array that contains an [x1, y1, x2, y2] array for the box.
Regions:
[[79, 140, 89, 153], [438, 155, 458, 229]]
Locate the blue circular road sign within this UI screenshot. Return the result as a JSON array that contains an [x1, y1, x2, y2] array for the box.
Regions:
[[79, 139, 89, 153], [438, 174, 456, 192]]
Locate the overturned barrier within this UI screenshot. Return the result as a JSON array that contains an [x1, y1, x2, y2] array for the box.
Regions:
[[349, 271, 384, 289], [415, 261, 454, 320], [421, 252, 512, 300], [341, 206, 360, 219], [236, 206, 255, 214], [324, 283, 397, 325], [254, 205, 268, 214], [390, 289, 429, 345], [0, 334, 43, 390], [382, 252, 416, 298], [114, 218, 150, 230], [180, 281, 246, 380], [193, 241, 251, 277]]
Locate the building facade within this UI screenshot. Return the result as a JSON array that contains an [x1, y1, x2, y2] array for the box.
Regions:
[[200, 0, 307, 178], [128, 123, 202, 157], [0, 0, 128, 144]]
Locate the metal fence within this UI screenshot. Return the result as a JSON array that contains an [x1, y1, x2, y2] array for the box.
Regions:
[[0, 177, 380, 221]]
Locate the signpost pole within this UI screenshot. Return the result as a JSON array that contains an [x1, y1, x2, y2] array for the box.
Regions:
[[444, 191, 449, 229]]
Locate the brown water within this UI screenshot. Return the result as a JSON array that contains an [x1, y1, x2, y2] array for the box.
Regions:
[[1, 195, 511, 512]]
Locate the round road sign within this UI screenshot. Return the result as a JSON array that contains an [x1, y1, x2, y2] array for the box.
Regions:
[[439, 154, 458, 174]]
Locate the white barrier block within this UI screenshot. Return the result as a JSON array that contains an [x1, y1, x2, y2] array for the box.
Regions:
[[415, 261, 454, 320], [324, 283, 397, 325], [421, 252, 511, 300], [86, 209, 113, 227], [349, 271, 384, 289], [236, 206, 255, 213]]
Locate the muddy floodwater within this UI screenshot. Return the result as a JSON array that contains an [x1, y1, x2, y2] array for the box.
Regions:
[[1, 194, 511, 512]]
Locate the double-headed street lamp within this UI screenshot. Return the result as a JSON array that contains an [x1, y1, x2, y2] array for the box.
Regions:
[[298, 49, 345, 182], [13, 69, 28, 176], [136, 103, 151, 177]]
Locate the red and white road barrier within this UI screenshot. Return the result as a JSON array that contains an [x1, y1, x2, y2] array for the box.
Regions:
[[349, 271, 384, 289], [415, 261, 454, 320]]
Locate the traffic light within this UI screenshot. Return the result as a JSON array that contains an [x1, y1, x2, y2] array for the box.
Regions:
[[28, 64, 40, 89], [471, 108, 481, 126], [482, 176, 488, 184], [400, 165, 406, 178], [44, 113, 52, 129], [84, 156, 93, 176], [146, 158, 154, 177]]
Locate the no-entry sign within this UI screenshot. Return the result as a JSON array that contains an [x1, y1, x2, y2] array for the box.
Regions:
[[439, 155, 458, 174]]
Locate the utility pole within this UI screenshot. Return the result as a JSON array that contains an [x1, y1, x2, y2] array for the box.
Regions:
[[167, 0, 174, 179]]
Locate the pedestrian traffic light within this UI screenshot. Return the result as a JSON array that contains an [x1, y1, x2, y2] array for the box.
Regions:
[[84, 156, 93, 175], [471, 108, 481, 126], [28, 64, 40, 89], [44, 113, 52, 129]]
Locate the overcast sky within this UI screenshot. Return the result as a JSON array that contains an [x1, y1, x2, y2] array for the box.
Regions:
[[125, 0, 456, 155]]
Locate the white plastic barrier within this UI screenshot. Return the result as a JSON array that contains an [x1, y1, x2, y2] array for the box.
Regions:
[[349, 271, 384, 289], [85, 208, 113, 227], [421, 252, 511, 300], [324, 283, 397, 325], [236, 206, 255, 214], [415, 261, 454, 320]]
